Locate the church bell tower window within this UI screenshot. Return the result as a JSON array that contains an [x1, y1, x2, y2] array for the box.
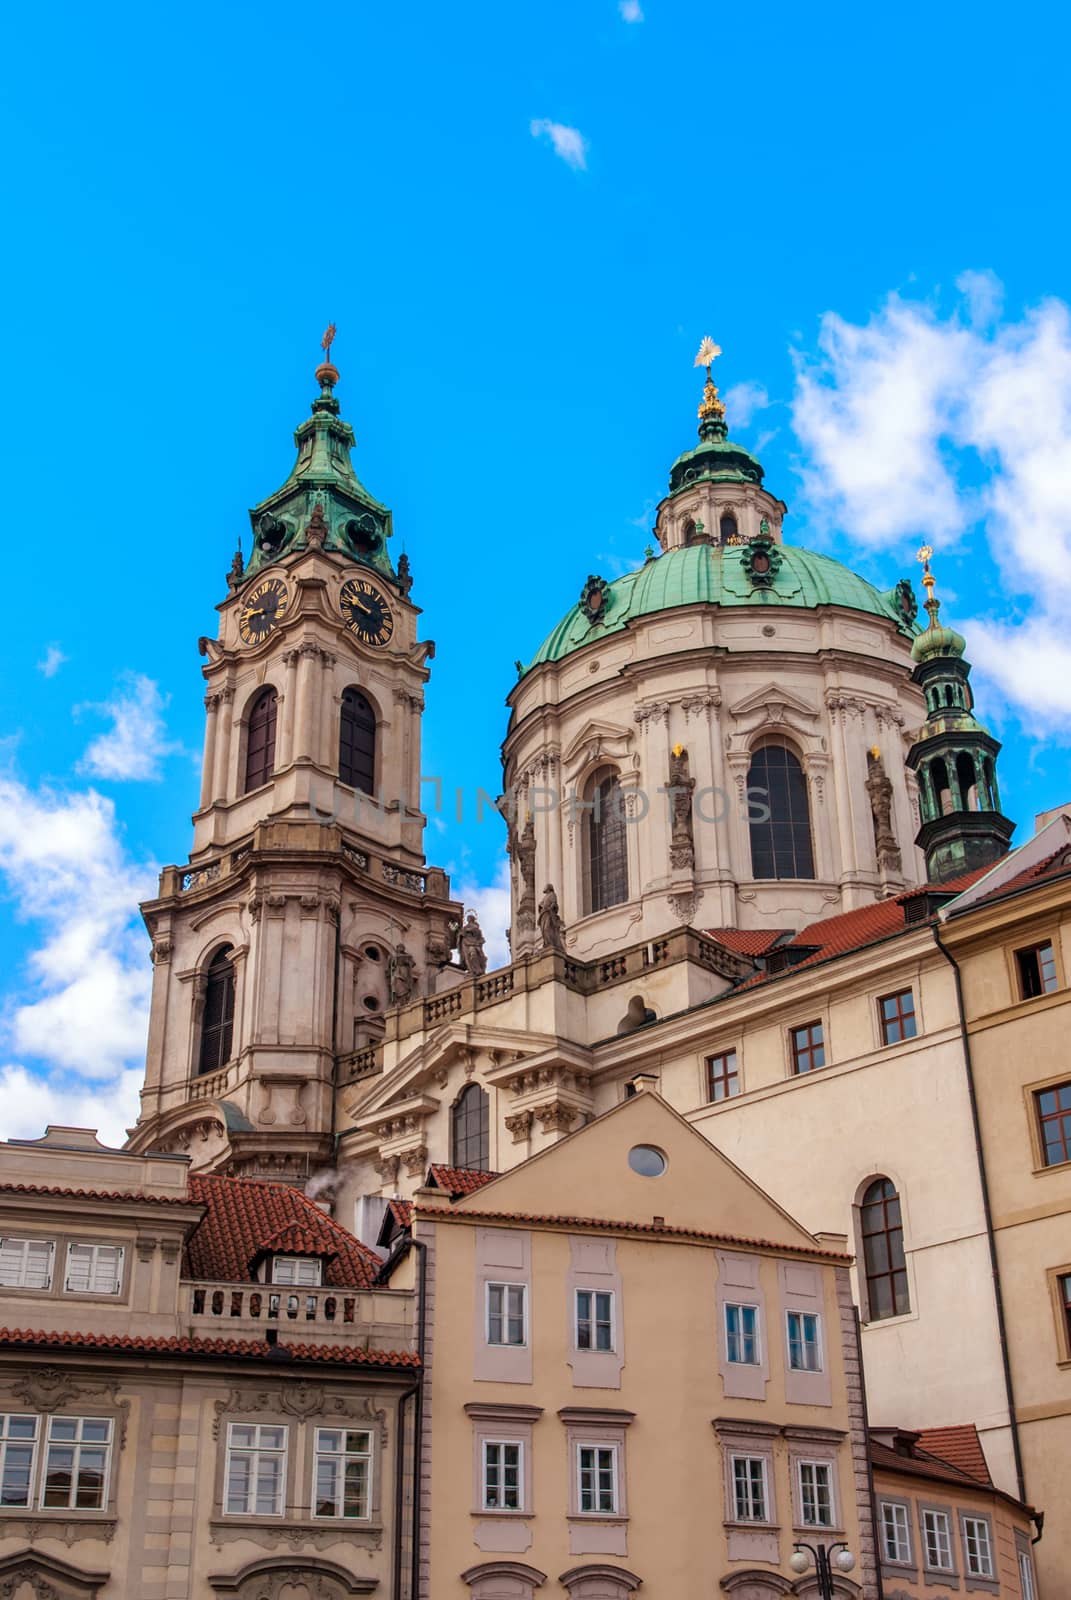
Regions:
[[244, 688, 278, 793], [584, 768, 629, 914], [747, 742, 815, 881], [339, 688, 376, 793], [198, 946, 235, 1076]]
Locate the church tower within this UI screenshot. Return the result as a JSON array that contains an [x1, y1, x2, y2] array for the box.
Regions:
[[128, 337, 462, 1179], [906, 548, 1014, 882]]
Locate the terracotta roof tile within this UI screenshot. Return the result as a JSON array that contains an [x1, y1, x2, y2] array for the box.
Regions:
[[426, 1165, 499, 1197], [916, 1424, 992, 1485], [0, 1327, 419, 1368], [388, 1199, 413, 1228], [185, 1175, 379, 1288], [257, 1223, 339, 1260], [957, 844, 1071, 909], [870, 1436, 986, 1491], [0, 1182, 195, 1207], [701, 928, 788, 956], [416, 1202, 850, 1262]]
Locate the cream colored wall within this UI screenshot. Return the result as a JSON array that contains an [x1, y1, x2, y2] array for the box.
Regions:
[[424, 1215, 865, 1598], [872, 1466, 1035, 1598]]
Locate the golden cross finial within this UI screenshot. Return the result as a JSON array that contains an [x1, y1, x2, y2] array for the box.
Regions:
[[917, 543, 936, 599], [321, 323, 337, 361]]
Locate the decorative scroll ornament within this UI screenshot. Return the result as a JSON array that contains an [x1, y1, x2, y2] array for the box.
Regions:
[[894, 577, 918, 624], [579, 574, 612, 626], [741, 527, 782, 590]]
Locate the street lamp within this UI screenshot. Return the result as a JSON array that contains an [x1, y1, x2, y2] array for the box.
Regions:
[[789, 1540, 855, 1598]]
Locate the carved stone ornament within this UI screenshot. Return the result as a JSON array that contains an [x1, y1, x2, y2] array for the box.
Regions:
[[9, 1373, 129, 1447], [578, 574, 612, 625], [666, 745, 696, 870], [668, 889, 702, 923], [504, 1110, 534, 1144], [740, 529, 783, 590], [894, 576, 918, 624], [208, 1553, 381, 1594], [510, 814, 537, 932], [400, 1144, 429, 1177], [533, 1099, 578, 1133], [0, 1550, 111, 1597], [214, 1388, 387, 1445], [537, 885, 564, 953], [865, 748, 903, 877], [374, 1153, 401, 1185]]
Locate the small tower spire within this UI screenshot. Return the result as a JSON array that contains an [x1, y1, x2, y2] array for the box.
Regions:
[[694, 336, 727, 441]]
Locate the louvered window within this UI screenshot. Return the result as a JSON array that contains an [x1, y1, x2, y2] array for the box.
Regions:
[[271, 1256, 322, 1286], [0, 1238, 54, 1289], [65, 1244, 124, 1296]]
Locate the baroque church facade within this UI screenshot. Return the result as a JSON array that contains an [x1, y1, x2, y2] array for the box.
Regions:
[[125, 342, 1069, 1590]]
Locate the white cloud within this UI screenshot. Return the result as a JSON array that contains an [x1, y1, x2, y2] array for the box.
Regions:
[[790, 276, 1071, 722], [723, 380, 770, 429], [37, 644, 67, 678], [619, 0, 644, 19], [77, 673, 183, 781], [530, 119, 588, 171], [0, 1064, 142, 1148], [455, 859, 512, 971]]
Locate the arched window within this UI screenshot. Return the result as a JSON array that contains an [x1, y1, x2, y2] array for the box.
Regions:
[[931, 756, 953, 816], [719, 511, 738, 544], [244, 688, 277, 793], [451, 1083, 489, 1171], [747, 743, 814, 880], [682, 518, 697, 547], [860, 1177, 910, 1319], [584, 768, 629, 913], [956, 752, 978, 812], [339, 688, 376, 793], [198, 946, 235, 1075]]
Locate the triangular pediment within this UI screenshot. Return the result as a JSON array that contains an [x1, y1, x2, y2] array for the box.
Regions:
[[346, 1023, 561, 1126], [728, 682, 818, 720], [561, 717, 633, 771]]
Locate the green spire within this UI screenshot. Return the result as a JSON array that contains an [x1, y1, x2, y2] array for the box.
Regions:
[[241, 330, 398, 587]]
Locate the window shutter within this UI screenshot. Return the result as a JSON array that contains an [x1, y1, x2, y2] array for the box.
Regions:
[[0, 1237, 54, 1288], [66, 1244, 123, 1294]]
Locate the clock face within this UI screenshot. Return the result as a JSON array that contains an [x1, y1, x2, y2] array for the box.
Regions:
[[340, 577, 394, 648], [238, 578, 289, 645]]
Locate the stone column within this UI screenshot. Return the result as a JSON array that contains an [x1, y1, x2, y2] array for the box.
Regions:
[[293, 644, 319, 763], [319, 652, 337, 775], [200, 693, 219, 809], [213, 687, 235, 802], [278, 648, 299, 768]]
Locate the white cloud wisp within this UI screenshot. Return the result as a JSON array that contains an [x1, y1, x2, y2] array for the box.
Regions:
[[77, 672, 185, 781], [530, 119, 588, 171]]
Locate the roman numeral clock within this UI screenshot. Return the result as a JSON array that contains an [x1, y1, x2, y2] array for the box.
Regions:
[[339, 575, 394, 648]]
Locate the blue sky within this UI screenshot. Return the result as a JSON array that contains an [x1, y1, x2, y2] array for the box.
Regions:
[[1, 0, 1070, 1140]]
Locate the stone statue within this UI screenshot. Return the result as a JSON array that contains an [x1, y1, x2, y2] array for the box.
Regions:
[[398, 551, 413, 596], [866, 750, 903, 878], [226, 544, 244, 591], [388, 943, 417, 1006], [512, 813, 537, 934], [305, 502, 327, 549], [667, 744, 696, 870], [459, 911, 487, 976], [538, 884, 564, 952]]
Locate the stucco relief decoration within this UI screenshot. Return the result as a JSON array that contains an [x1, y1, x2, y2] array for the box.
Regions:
[[510, 814, 538, 935], [740, 528, 782, 590], [213, 1388, 387, 1445], [210, 1553, 382, 1589], [579, 575, 612, 626], [680, 690, 721, 722], [0, 1561, 107, 1599], [893, 577, 918, 624], [505, 1109, 534, 1143], [11, 1373, 127, 1450], [668, 889, 702, 923]]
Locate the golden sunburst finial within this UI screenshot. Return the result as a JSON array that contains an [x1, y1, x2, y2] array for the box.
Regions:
[[694, 336, 725, 424], [694, 336, 722, 374]]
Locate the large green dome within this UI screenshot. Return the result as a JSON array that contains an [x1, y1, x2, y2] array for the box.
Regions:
[[526, 542, 918, 671]]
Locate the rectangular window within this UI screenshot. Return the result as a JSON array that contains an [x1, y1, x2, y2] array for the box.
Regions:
[[224, 1423, 287, 1516], [0, 1414, 38, 1508], [786, 1310, 821, 1371], [731, 1454, 768, 1521], [962, 1515, 994, 1578], [482, 1440, 523, 1511], [271, 1256, 322, 1287], [790, 1021, 825, 1075], [880, 1500, 912, 1563], [576, 1289, 614, 1352], [1019, 1548, 1037, 1600], [41, 1416, 112, 1510], [64, 1244, 123, 1296], [707, 1049, 740, 1102], [798, 1460, 833, 1526], [879, 989, 918, 1045], [313, 1428, 371, 1519], [1017, 940, 1058, 1000], [577, 1444, 617, 1514], [1060, 1273, 1071, 1354], [486, 1282, 527, 1346], [922, 1508, 954, 1571], [725, 1302, 759, 1365], [0, 1238, 54, 1290], [1036, 1082, 1071, 1167]]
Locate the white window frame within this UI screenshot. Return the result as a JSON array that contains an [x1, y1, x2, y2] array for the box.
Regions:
[[922, 1507, 954, 1571], [575, 1441, 618, 1515], [730, 1453, 769, 1522], [40, 1416, 112, 1511], [485, 1281, 528, 1347], [0, 1238, 55, 1291], [223, 1422, 287, 1517], [271, 1255, 323, 1287], [481, 1438, 524, 1512], [575, 1288, 615, 1352], [879, 1499, 912, 1563], [311, 1426, 372, 1520], [1018, 1547, 1037, 1600], [786, 1309, 823, 1372], [961, 1513, 995, 1578], [724, 1301, 760, 1365], [797, 1458, 835, 1527], [0, 1413, 39, 1509], [64, 1243, 124, 1296]]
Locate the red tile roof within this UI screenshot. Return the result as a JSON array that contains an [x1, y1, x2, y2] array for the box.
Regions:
[[702, 928, 788, 956], [256, 1223, 339, 1261], [416, 1202, 851, 1261], [388, 1199, 413, 1229], [426, 1165, 499, 1197], [0, 1327, 419, 1368], [185, 1175, 380, 1288], [916, 1424, 992, 1485], [869, 1435, 989, 1492], [0, 1182, 195, 1207], [955, 843, 1071, 910]]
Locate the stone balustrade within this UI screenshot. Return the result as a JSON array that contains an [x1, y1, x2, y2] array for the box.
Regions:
[[184, 1281, 415, 1352]]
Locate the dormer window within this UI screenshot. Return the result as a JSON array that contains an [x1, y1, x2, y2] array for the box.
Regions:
[[65, 1243, 124, 1295], [271, 1256, 323, 1287]]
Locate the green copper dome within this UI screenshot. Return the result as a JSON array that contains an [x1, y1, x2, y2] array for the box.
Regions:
[[526, 542, 919, 671]]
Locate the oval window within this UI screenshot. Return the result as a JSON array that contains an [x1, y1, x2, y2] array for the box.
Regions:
[[628, 1144, 667, 1178]]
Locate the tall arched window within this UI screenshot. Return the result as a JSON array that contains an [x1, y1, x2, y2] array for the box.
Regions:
[[198, 946, 235, 1075], [451, 1083, 489, 1171], [719, 511, 738, 544], [339, 688, 376, 793], [747, 743, 814, 880], [682, 518, 697, 547], [956, 752, 978, 811], [930, 756, 953, 816], [861, 1177, 910, 1320], [584, 768, 629, 913], [244, 688, 278, 793]]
